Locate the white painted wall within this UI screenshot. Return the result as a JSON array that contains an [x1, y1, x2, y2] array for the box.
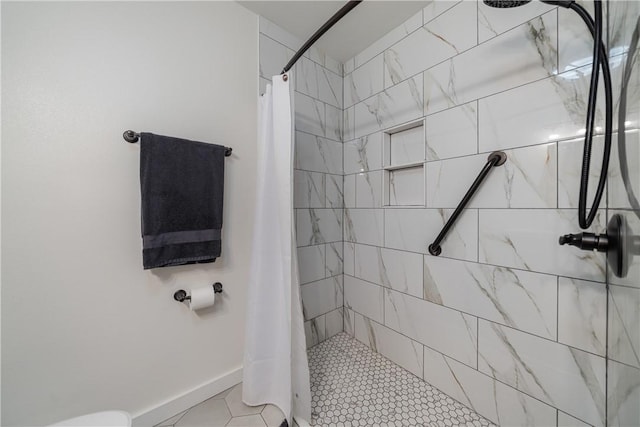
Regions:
[[1, 2, 258, 425]]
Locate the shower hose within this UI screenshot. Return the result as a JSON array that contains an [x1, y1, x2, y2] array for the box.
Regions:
[[570, 0, 613, 229]]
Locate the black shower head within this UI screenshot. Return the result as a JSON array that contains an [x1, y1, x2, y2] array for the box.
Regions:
[[483, 0, 532, 8]]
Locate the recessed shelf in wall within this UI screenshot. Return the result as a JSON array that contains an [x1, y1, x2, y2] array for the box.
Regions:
[[382, 119, 426, 207]]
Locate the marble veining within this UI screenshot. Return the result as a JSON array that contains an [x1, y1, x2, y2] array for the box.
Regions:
[[424, 11, 558, 115], [344, 133, 382, 175], [424, 256, 557, 340], [478, 321, 606, 426], [355, 75, 423, 138]]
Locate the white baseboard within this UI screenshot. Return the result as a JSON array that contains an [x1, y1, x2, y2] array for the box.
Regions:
[[132, 367, 243, 427]]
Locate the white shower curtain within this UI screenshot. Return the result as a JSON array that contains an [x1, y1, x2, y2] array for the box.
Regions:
[[243, 74, 311, 425]]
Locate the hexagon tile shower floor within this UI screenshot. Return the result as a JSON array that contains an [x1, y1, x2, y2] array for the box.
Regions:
[[308, 333, 495, 427]]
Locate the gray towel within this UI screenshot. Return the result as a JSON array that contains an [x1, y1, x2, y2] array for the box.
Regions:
[[140, 133, 226, 269]]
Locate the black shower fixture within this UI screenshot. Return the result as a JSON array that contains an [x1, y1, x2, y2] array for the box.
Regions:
[[483, 0, 613, 231]]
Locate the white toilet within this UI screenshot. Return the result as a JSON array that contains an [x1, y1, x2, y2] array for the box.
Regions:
[[50, 411, 131, 427]]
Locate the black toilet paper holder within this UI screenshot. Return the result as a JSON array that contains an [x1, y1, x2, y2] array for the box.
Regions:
[[174, 282, 223, 303]]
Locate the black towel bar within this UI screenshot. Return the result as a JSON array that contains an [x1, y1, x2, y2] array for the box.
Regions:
[[428, 151, 507, 256], [123, 130, 232, 157]]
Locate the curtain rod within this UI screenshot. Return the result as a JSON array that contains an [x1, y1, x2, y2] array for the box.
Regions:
[[281, 0, 363, 74]]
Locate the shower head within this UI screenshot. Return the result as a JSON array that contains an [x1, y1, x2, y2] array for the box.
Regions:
[[483, 0, 531, 8]]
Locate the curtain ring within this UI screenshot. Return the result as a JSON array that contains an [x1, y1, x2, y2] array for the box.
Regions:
[[282, 74, 288, 82]]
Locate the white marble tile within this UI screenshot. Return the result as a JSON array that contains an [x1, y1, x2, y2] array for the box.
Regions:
[[478, 64, 609, 153], [294, 92, 325, 137], [344, 133, 383, 174], [301, 277, 340, 320], [478, 321, 606, 426], [295, 132, 342, 175], [343, 208, 384, 246], [558, 277, 607, 356], [558, 411, 591, 427], [478, 0, 555, 43], [422, 0, 461, 25], [355, 75, 424, 138], [295, 57, 321, 103], [259, 33, 294, 79], [343, 106, 355, 141], [557, 1, 595, 74], [344, 241, 355, 277], [608, 284, 640, 369], [259, 16, 302, 52], [344, 54, 384, 108], [325, 174, 343, 209], [384, 289, 478, 367], [344, 275, 384, 324], [558, 136, 607, 209], [424, 10, 558, 115], [296, 208, 342, 246], [318, 66, 342, 109], [306, 315, 326, 346], [423, 256, 557, 340], [325, 308, 343, 340], [325, 242, 343, 278], [423, 345, 557, 427], [355, 171, 383, 208], [355, 315, 423, 378], [354, 245, 423, 298], [384, 1, 477, 88], [479, 209, 606, 281], [297, 244, 325, 285], [385, 208, 478, 260], [608, 130, 640, 210], [344, 57, 355, 75], [426, 143, 557, 209], [607, 360, 640, 427], [389, 166, 425, 206], [389, 125, 424, 166], [343, 307, 355, 336], [354, 9, 423, 68], [323, 55, 342, 77], [294, 170, 324, 208], [325, 103, 342, 143], [426, 101, 477, 161], [343, 174, 356, 208]]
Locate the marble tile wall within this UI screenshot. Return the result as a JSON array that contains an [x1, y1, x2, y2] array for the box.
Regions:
[[258, 17, 344, 348], [341, 1, 639, 426]]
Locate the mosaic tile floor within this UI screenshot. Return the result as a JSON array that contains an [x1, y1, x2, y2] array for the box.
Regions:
[[308, 333, 496, 427]]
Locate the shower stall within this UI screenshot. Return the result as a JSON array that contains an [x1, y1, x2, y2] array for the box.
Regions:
[[258, 0, 640, 425]]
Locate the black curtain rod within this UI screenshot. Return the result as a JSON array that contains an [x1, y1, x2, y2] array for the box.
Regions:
[[123, 130, 232, 157], [281, 0, 363, 74]]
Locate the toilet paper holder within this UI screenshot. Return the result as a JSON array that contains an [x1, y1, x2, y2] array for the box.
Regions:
[[174, 282, 223, 303]]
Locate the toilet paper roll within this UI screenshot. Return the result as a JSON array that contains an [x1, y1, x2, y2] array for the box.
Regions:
[[189, 285, 216, 311]]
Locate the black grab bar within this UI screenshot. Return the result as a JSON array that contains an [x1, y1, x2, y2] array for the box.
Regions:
[[428, 151, 507, 256]]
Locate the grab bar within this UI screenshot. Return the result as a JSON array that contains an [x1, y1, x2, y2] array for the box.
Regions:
[[428, 151, 507, 256]]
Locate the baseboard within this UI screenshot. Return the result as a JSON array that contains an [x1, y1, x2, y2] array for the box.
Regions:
[[132, 367, 243, 427]]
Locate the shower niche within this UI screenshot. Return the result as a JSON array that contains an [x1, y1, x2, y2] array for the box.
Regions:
[[382, 119, 426, 207]]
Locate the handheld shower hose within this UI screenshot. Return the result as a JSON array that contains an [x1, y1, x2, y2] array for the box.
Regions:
[[484, 0, 613, 230]]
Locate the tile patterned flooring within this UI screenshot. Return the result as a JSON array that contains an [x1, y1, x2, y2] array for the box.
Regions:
[[156, 333, 494, 426], [154, 383, 286, 427], [308, 333, 494, 427]]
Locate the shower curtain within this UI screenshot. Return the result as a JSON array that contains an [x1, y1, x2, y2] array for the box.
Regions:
[[243, 74, 311, 425]]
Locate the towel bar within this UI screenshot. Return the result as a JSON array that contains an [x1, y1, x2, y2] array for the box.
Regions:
[[123, 130, 232, 157]]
